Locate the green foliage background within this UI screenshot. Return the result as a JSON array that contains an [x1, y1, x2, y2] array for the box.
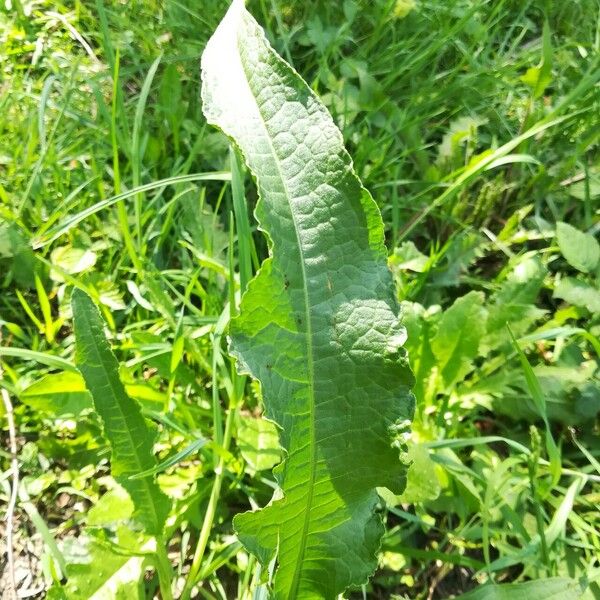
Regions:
[[0, 0, 599, 598]]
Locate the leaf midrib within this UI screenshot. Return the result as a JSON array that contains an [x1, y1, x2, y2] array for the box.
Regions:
[[237, 25, 317, 598], [78, 306, 161, 532]]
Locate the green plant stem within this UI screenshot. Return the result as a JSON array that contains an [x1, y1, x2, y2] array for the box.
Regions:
[[180, 403, 237, 600], [239, 554, 256, 599], [132, 55, 162, 247], [528, 455, 549, 573], [155, 541, 174, 600], [18, 64, 78, 218], [111, 48, 144, 276]]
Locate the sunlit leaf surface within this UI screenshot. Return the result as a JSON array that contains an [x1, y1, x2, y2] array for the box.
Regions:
[[201, 2, 415, 597]]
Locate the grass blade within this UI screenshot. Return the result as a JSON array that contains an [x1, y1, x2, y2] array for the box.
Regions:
[[32, 172, 231, 248]]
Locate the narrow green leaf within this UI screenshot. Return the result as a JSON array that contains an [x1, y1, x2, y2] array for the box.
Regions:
[[35, 273, 55, 343], [0, 346, 77, 372], [571, 433, 600, 476], [424, 436, 531, 456], [508, 327, 547, 420], [544, 477, 584, 548], [485, 478, 587, 573], [508, 325, 561, 485], [129, 438, 207, 480], [170, 335, 185, 374], [201, 2, 415, 598], [484, 153, 541, 169], [71, 289, 170, 536], [31, 172, 231, 248], [520, 21, 553, 99], [132, 54, 162, 245], [453, 577, 583, 600]]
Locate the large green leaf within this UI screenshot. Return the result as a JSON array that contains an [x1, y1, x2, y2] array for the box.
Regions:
[[431, 291, 487, 388], [556, 221, 600, 273], [453, 577, 584, 600], [201, 2, 414, 598], [483, 256, 547, 352], [20, 371, 93, 416], [48, 536, 145, 600], [72, 289, 170, 536], [554, 277, 600, 313], [0, 223, 36, 288]]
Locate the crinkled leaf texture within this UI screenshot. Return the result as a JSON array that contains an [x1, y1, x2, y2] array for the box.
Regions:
[[201, 2, 415, 598], [72, 289, 170, 536]]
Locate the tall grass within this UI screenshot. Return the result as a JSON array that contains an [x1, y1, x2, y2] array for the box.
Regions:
[[1, 0, 599, 598]]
